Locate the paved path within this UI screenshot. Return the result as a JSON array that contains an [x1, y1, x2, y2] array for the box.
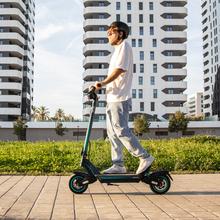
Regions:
[[0, 174, 220, 220]]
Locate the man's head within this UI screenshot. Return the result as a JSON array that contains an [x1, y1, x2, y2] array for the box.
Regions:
[[107, 21, 129, 45]]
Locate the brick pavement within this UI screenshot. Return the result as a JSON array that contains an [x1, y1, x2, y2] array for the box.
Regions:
[[0, 174, 220, 220]]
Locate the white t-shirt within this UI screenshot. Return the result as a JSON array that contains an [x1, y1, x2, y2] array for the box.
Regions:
[[106, 40, 133, 102]]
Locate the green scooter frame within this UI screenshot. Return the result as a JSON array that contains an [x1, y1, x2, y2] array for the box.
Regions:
[[69, 86, 173, 194]]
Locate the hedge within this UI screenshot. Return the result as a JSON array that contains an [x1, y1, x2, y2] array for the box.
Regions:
[[0, 135, 219, 174]]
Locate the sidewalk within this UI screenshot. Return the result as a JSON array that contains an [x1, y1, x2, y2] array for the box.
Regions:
[[0, 174, 220, 220]]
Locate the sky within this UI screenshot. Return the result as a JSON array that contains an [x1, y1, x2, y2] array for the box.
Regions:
[[34, 0, 203, 119]]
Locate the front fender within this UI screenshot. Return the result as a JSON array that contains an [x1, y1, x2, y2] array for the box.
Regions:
[[73, 171, 97, 184]]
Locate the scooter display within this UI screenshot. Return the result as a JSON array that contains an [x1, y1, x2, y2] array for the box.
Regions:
[[69, 86, 173, 194]]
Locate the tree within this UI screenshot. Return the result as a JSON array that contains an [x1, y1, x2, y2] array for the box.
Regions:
[[13, 117, 28, 141], [31, 106, 38, 121], [54, 108, 65, 121], [55, 122, 68, 136], [36, 106, 50, 121], [168, 111, 189, 137], [133, 114, 150, 137], [64, 114, 74, 122]]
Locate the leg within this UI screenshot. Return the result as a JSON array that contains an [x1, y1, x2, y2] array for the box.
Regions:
[[106, 103, 124, 166], [108, 100, 150, 159]]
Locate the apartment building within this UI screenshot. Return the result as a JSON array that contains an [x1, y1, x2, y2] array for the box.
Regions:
[[83, 0, 187, 121], [201, 0, 220, 118], [185, 92, 204, 117], [0, 0, 35, 121]]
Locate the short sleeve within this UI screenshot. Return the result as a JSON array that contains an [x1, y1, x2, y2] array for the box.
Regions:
[[114, 42, 130, 72]]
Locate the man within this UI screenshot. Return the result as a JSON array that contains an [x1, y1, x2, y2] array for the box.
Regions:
[[95, 21, 154, 174]]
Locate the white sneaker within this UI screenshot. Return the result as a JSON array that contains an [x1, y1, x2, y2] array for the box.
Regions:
[[102, 164, 127, 174], [136, 155, 154, 174]]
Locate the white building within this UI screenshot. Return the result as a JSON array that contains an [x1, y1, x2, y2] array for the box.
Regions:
[[201, 0, 220, 118], [0, 0, 35, 121], [83, 0, 188, 122], [185, 92, 204, 117]]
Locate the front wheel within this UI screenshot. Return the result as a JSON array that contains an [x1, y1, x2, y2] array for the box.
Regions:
[[149, 175, 171, 194], [69, 174, 88, 194]]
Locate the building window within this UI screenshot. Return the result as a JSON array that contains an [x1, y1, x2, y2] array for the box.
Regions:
[[132, 39, 136, 47], [99, 26, 105, 31], [153, 89, 158, 98], [149, 2, 154, 10], [168, 64, 174, 69], [151, 102, 155, 111], [133, 64, 136, 73], [153, 64, 157, 73], [168, 89, 174, 94], [150, 51, 155, 60], [153, 39, 157, 47], [139, 76, 143, 85], [166, 26, 173, 31], [139, 26, 144, 35], [140, 102, 144, 111], [116, 2, 120, 10], [150, 76, 155, 85], [149, 14, 154, 23], [139, 14, 143, 23], [140, 51, 144, 60], [129, 26, 132, 35], [150, 26, 154, 35], [138, 39, 142, 47], [127, 14, 131, 23], [132, 89, 136, 98], [140, 64, 144, 73], [127, 2, 131, 10], [168, 76, 174, 81], [139, 89, 143, 98], [116, 14, 120, 21], [139, 2, 143, 10]]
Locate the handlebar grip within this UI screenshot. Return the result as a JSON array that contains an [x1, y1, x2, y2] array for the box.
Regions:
[[88, 86, 96, 93]]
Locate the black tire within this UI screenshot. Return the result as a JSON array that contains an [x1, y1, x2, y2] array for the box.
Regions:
[[69, 174, 88, 194], [149, 175, 171, 194]]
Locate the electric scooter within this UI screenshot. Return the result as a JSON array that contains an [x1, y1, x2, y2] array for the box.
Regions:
[[69, 86, 173, 194]]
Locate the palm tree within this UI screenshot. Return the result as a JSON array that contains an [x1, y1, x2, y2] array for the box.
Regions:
[[31, 106, 38, 121], [36, 106, 50, 121], [64, 114, 74, 121], [54, 108, 65, 121]]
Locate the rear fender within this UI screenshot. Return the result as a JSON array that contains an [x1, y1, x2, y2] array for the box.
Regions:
[[144, 170, 173, 184]]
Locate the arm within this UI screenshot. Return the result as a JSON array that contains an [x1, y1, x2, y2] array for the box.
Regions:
[[95, 68, 124, 89]]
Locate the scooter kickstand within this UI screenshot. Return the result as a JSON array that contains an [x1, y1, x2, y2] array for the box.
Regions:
[[107, 183, 119, 186]]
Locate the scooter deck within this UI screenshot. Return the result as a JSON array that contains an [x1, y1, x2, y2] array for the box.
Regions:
[[98, 173, 141, 183]]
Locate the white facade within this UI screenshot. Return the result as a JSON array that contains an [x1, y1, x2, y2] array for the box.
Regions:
[[83, 0, 188, 121], [185, 92, 204, 117], [201, 0, 220, 118], [0, 0, 35, 121]]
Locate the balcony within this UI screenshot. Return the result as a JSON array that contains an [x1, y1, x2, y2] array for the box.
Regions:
[[0, 107, 21, 115], [0, 70, 22, 79], [84, 6, 109, 15], [0, 32, 25, 45], [83, 44, 111, 55], [162, 55, 187, 63], [161, 43, 186, 51], [83, 69, 107, 79], [83, 17, 112, 28], [83, 55, 110, 67], [163, 94, 187, 102], [162, 31, 187, 39], [0, 45, 24, 56], [162, 6, 187, 16], [161, 81, 187, 89], [0, 95, 21, 103], [0, 0, 26, 11], [0, 8, 26, 22], [83, 31, 107, 42], [0, 20, 25, 34], [0, 82, 22, 90], [0, 57, 23, 67], [161, 69, 187, 77]]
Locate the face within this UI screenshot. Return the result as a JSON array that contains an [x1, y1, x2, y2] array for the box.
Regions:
[[107, 27, 123, 45]]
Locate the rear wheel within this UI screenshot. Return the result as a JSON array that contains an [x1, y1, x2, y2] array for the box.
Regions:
[[69, 174, 88, 194], [149, 175, 171, 194]]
